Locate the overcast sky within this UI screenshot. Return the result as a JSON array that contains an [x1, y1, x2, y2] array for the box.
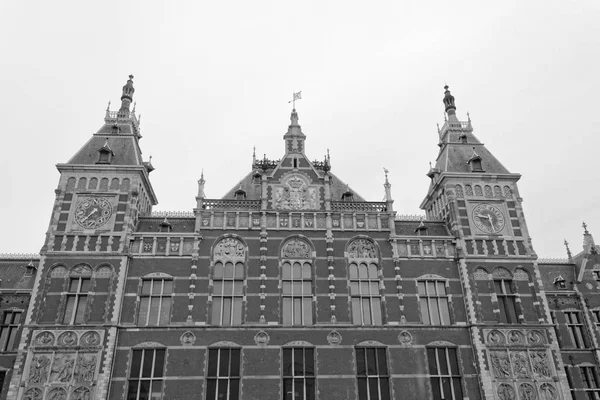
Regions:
[[1, 0, 599, 258]]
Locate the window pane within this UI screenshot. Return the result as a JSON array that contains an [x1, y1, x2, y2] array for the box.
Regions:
[[293, 263, 302, 279], [7, 328, 18, 351], [421, 298, 430, 325], [152, 349, 165, 378], [148, 297, 160, 326], [142, 280, 152, 295], [162, 280, 173, 294], [12, 312, 21, 324], [377, 348, 388, 375], [303, 298, 312, 325], [430, 378, 442, 400], [222, 298, 232, 325], [430, 299, 441, 325], [294, 348, 304, 375], [130, 350, 142, 378], [438, 349, 449, 375], [368, 264, 378, 279], [349, 264, 358, 279], [74, 296, 87, 323], [283, 349, 293, 376], [127, 381, 139, 400], [305, 348, 314, 376], [151, 280, 162, 295], [494, 280, 503, 294], [214, 263, 224, 279], [358, 264, 368, 279], [357, 378, 368, 399], [63, 296, 76, 324], [371, 298, 382, 325], [427, 349, 438, 375], [224, 262, 234, 279], [69, 279, 80, 292], [427, 281, 436, 295], [437, 281, 446, 295], [230, 349, 241, 376], [352, 298, 362, 324], [80, 278, 91, 292], [293, 282, 302, 295], [441, 377, 452, 399], [418, 281, 426, 295], [439, 298, 450, 325], [361, 282, 369, 295], [282, 263, 291, 279], [366, 348, 377, 375], [283, 379, 293, 400], [303, 282, 311, 295], [356, 349, 366, 375], [232, 299, 242, 325], [234, 263, 244, 278], [160, 298, 171, 325], [207, 349, 218, 377], [213, 282, 223, 296], [452, 377, 463, 399], [448, 349, 459, 375], [141, 351, 154, 378], [350, 282, 359, 295], [380, 378, 391, 400], [223, 282, 233, 296], [362, 299, 372, 325], [2, 313, 11, 325], [294, 378, 304, 399], [229, 379, 240, 400], [506, 298, 518, 323], [370, 282, 379, 295], [368, 377, 380, 400], [150, 381, 162, 400], [283, 298, 292, 325], [206, 379, 217, 400], [283, 282, 292, 295], [217, 379, 229, 399], [302, 263, 311, 278], [0, 329, 8, 351], [139, 380, 150, 400], [306, 378, 316, 400], [219, 349, 230, 376]]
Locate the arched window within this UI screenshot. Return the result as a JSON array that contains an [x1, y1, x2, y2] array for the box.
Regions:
[[63, 264, 92, 325], [282, 344, 315, 400], [212, 237, 246, 326], [492, 267, 518, 324], [138, 273, 173, 326], [281, 238, 313, 326], [417, 276, 450, 325], [355, 343, 390, 400], [348, 238, 382, 325]]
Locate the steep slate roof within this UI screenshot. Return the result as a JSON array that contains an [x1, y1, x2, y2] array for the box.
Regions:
[[67, 134, 143, 166], [0, 255, 39, 291]]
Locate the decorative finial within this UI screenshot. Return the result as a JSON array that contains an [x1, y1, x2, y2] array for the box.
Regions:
[[288, 91, 302, 110], [106, 101, 111, 111], [201, 169, 204, 180], [132, 102, 136, 113], [564, 239, 573, 260], [467, 111, 471, 122], [383, 167, 389, 184], [443, 85, 457, 118], [436, 123, 440, 134], [149, 155, 152, 163], [583, 221, 589, 234], [444, 113, 447, 122], [327, 148, 330, 162]]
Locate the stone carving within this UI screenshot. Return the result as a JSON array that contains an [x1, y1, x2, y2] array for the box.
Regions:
[[398, 330, 413, 346], [50, 266, 67, 278], [47, 387, 67, 400], [511, 351, 531, 378], [356, 340, 385, 347], [347, 239, 377, 259], [514, 269, 530, 281], [527, 330, 545, 345], [492, 267, 512, 279], [181, 331, 196, 347], [487, 330, 505, 345], [497, 383, 516, 400], [71, 264, 92, 275], [327, 331, 342, 345], [57, 331, 78, 346], [35, 331, 55, 346], [490, 351, 511, 378], [80, 331, 101, 346], [28, 355, 51, 383], [473, 268, 489, 280], [75, 354, 96, 382], [508, 330, 524, 345], [50, 353, 76, 382], [519, 383, 537, 400], [530, 351, 551, 378], [171, 242, 180, 252], [72, 387, 92, 400], [214, 238, 245, 258], [539, 383, 557, 400], [283, 340, 313, 347], [23, 388, 43, 400], [282, 239, 311, 259], [254, 331, 270, 346], [274, 175, 317, 210]]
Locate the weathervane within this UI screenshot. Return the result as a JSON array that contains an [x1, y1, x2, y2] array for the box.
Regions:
[[288, 91, 302, 109]]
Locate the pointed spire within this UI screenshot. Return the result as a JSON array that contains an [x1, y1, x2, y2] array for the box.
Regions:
[[197, 170, 206, 198], [118, 74, 135, 117], [443, 85, 457, 120], [565, 239, 573, 261], [583, 222, 598, 254], [252, 146, 256, 167]]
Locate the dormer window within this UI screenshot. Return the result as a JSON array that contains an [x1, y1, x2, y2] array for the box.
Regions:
[[467, 148, 484, 172], [459, 133, 467, 144], [341, 191, 354, 202], [553, 274, 567, 289], [415, 220, 428, 236], [252, 173, 261, 184], [24, 260, 37, 277], [593, 270, 600, 281], [293, 158, 298, 168], [159, 218, 172, 233], [97, 138, 114, 164], [235, 188, 247, 200]]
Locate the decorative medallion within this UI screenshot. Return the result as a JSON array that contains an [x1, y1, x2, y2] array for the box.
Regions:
[[508, 330, 525, 345], [181, 331, 196, 347], [497, 383, 516, 400], [48, 387, 68, 400], [202, 218, 210, 226], [472, 203, 505, 234], [214, 237, 245, 258], [539, 383, 557, 400], [35, 331, 55, 346], [519, 383, 537, 400], [487, 330, 505, 345], [72, 387, 92, 400], [23, 388, 43, 400], [143, 242, 153, 252], [357, 220, 365, 228], [252, 218, 261, 226], [347, 239, 377, 259], [280, 218, 289, 227], [282, 239, 311, 259], [327, 331, 342, 345], [57, 331, 78, 347], [305, 219, 313, 228], [170, 242, 180, 252], [332, 219, 340, 227], [398, 330, 413, 346], [293, 218, 301, 228], [527, 330, 545, 345], [80, 331, 101, 346], [274, 174, 318, 210], [74, 196, 113, 229], [254, 330, 270, 346]]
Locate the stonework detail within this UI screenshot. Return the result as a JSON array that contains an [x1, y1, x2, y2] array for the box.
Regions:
[[398, 330, 413, 346], [254, 331, 270, 346], [181, 331, 196, 347], [326, 331, 342, 345], [281, 239, 311, 259], [214, 237, 245, 259], [273, 174, 318, 210], [347, 239, 377, 259], [497, 383, 516, 400]]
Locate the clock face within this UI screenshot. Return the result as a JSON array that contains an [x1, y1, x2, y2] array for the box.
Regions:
[[74, 197, 113, 229], [472, 203, 505, 233]]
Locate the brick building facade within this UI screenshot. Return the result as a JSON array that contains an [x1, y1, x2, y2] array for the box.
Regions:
[[1, 77, 598, 399]]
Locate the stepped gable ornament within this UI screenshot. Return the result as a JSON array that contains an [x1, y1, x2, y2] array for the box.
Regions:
[[181, 331, 196, 346], [274, 174, 317, 210], [282, 239, 311, 259], [80, 331, 101, 346], [214, 237, 245, 258], [254, 330, 270, 346], [347, 239, 377, 259], [327, 331, 342, 345], [35, 331, 55, 346], [57, 331, 78, 346]]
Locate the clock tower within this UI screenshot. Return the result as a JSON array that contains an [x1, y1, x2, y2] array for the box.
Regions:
[[420, 87, 571, 400]]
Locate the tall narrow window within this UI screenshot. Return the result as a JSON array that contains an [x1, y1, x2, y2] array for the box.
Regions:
[[418, 280, 450, 325], [282, 347, 315, 400], [564, 367, 575, 397], [350, 263, 382, 325], [212, 262, 244, 325], [127, 348, 165, 400], [565, 311, 587, 348], [355, 347, 390, 400], [494, 279, 518, 323], [427, 347, 463, 400], [0, 311, 22, 351], [580, 366, 600, 399], [138, 279, 173, 326], [282, 262, 313, 326], [592, 310, 600, 331], [64, 276, 91, 324], [206, 348, 241, 400]]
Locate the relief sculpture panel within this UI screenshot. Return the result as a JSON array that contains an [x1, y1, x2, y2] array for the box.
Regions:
[[273, 174, 318, 210]]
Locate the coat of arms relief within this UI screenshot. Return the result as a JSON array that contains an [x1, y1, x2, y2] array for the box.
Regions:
[[273, 174, 318, 210]]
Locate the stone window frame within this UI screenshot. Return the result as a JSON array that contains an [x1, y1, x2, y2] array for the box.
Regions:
[[135, 273, 174, 327], [354, 341, 391, 400], [415, 274, 454, 326], [281, 341, 316, 400], [205, 342, 242, 400], [425, 342, 465, 400], [0, 308, 24, 352], [126, 343, 167, 400]]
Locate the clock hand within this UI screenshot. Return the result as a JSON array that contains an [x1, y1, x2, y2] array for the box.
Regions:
[[80, 208, 98, 223]]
